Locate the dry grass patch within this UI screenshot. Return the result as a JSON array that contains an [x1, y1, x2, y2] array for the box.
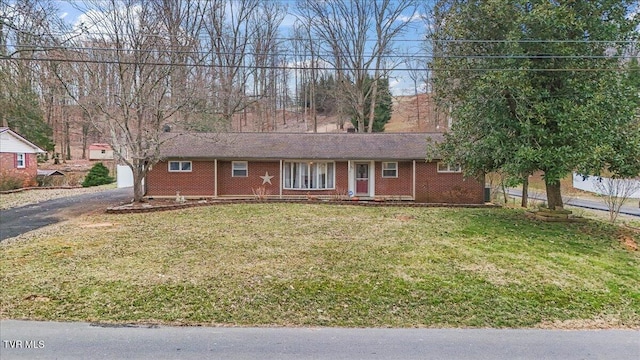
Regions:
[[1, 204, 638, 328], [0, 184, 116, 210]]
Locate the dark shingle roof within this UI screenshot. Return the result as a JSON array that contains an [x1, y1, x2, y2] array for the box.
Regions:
[[160, 132, 442, 160]]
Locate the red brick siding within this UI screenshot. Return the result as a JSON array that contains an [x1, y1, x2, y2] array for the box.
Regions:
[[217, 161, 280, 196], [415, 162, 484, 204], [146, 159, 485, 203], [375, 161, 413, 196], [146, 160, 215, 196], [0, 152, 38, 187]]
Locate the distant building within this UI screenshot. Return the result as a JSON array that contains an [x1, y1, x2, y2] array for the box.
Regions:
[[89, 143, 114, 160], [0, 127, 46, 187]]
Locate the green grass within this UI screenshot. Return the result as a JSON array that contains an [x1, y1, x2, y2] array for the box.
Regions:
[[1, 204, 638, 328]]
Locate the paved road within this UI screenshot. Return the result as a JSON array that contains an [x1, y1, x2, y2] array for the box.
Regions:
[[1, 320, 638, 360], [507, 189, 640, 217], [0, 187, 133, 241]]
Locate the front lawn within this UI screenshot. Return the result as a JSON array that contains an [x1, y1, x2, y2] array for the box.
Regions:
[[1, 204, 638, 328]]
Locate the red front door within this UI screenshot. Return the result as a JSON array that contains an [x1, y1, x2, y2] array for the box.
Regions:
[[355, 163, 369, 195]]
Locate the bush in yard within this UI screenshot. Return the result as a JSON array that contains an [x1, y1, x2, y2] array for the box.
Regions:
[[0, 169, 36, 190], [82, 163, 114, 187], [0, 172, 25, 191]]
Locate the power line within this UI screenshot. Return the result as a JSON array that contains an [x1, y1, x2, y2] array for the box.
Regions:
[[2, 55, 633, 72], [429, 39, 638, 44], [4, 43, 637, 61], [35, 30, 640, 44]]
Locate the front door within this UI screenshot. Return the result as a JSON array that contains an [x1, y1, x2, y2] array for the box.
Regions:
[[355, 163, 369, 195]]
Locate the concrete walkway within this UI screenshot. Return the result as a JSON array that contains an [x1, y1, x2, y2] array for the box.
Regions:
[[1, 320, 638, 360]]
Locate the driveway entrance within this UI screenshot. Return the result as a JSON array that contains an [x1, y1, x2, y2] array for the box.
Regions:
[[0, 187, 133, 241]]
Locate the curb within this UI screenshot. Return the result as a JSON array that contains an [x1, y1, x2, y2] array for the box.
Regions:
[[106, 199, 501, 214], [0, 186, 82, 195]]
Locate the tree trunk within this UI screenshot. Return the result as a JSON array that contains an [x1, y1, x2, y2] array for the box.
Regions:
[[367, 76, 379, 133], [81, 121, 89, 160], [65, 120, 71, 160], [501, 177, 508, 204], [545, 178, 563, 210], [132, 168, 145, 202], [414, 80, 420, 128], [521, 176, 528, 208]]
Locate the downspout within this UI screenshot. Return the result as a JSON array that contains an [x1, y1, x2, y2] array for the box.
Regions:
[[412, 160, 416, 201], [347, 160, 353, 197], [369, 161, 375, 198], [279, 159, 283, 199], [214, 159, 218, 198]]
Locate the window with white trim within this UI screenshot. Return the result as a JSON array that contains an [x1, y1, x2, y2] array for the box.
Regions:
[[437, 162, 462, 173], [168, 161, 192, 172], [232, 161, 248, 177], [16, 153, 25, 168], [382, 162, 398, 178], [283, 162, 335, 190]]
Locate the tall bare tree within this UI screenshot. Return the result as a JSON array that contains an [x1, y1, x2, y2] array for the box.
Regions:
[[296, 0, 417, 132], [201, 0, 259, 129], [55, 0, 207, 201], [0, 0, 63, 152], [403, 52, 427, 128], [250, 1, 286, 131]]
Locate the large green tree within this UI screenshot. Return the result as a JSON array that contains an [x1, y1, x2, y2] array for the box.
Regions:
[[429, 0, 640, 210]]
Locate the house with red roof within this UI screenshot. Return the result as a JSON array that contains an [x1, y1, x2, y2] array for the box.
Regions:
[[89, 143, 114, 160], [145, 132, 485, 204]]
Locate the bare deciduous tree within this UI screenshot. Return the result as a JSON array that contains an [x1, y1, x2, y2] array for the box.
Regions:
[[202, 0, 259, 129], [296, 0, 417, 132], [250, 1, 286, 131], [56, 0, 207, 201], [593, 177, 640, 223], [0, 0, 65, 153]]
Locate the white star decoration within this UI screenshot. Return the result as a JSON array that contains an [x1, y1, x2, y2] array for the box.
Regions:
[[260, 171, 274, 185]]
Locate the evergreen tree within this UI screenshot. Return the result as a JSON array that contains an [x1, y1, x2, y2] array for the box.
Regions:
[[82, 163, 114, 187], [351, 76, 393, 132], [298, 74, 339, 115], [1, 86, 55, 153]]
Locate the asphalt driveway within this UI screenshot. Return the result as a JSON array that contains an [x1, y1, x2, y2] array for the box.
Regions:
[[0, 187, 133, 242], [507, 188, 640, 217]]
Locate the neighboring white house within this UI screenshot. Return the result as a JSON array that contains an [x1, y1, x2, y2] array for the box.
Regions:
[[573, 173, 640, 199], [89, 143, 114, 160]]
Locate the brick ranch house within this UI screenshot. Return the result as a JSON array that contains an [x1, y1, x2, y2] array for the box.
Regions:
[[146, 132, 485, 204], [0, 127, 45, 187]]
